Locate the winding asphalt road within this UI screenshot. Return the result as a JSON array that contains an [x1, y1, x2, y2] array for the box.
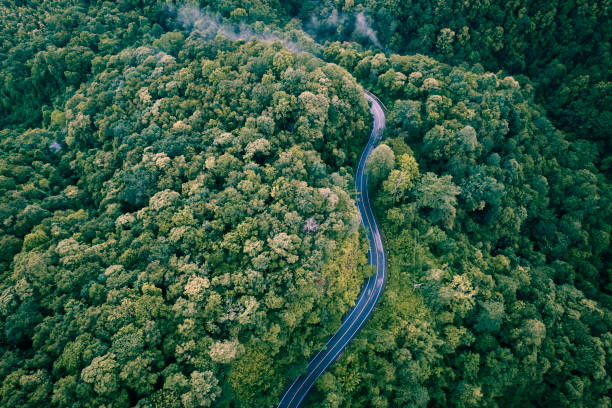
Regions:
[[277, 91, 388, 408]]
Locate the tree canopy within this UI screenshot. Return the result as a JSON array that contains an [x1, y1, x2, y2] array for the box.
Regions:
[[0, 1, 609, 407]]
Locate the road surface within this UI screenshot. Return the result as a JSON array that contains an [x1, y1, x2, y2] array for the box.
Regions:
[[277, 91, 388, 408]]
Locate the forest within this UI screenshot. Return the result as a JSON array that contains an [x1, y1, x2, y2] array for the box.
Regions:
[[0, 1, 610, 407]]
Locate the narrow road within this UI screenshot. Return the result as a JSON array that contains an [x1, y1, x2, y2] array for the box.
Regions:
[[277, 91, 388, 408]]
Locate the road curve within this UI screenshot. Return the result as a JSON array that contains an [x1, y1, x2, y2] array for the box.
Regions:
[[277, 91, 388, 408]]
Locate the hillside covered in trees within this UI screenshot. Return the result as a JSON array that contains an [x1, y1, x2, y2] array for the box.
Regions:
[[0, 1, 610, 407], [306, 44, 611, 408]]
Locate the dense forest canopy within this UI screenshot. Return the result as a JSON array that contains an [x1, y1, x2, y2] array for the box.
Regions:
[[306, 46, 611, 407], [0, 0, 610, 407], [0, 11, 375, 405]]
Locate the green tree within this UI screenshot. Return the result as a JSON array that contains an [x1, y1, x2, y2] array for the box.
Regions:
[[380, 153, 419, 206], [415, 172, 461, 229], [366, 144, 395, 188], [80, 353, 119, 396]]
